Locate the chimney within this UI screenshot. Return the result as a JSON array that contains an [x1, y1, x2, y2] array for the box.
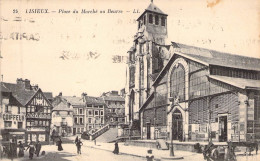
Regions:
[[24, 79, 31, 90], [16, 78, 31, 90], [81, 92, 87, 102], [111, 91, 118, 95], [16, 78, 23, 85]]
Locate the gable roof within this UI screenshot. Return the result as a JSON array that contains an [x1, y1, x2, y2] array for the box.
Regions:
[[103, 96, 125, 102], [85, 96, 105, 106], [1, 81, 54, 107], [0, 83, 11, 92], [1, 82, 37, 106], [62, 96, 85, 106], [43, 92, 53, 100], [53, 101, 73, 111]]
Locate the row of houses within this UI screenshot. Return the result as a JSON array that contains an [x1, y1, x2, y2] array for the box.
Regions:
[[0, 78, 125, 144], [51, 90, 125, 136]]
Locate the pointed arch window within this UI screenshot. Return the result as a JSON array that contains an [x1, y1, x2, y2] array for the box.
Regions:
[[170, 64, 185, 101]]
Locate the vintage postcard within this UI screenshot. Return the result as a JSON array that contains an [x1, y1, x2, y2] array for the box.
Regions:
[[0, 0, 259, 160]]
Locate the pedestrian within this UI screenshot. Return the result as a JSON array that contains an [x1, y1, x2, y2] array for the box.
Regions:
[[26, 142, 35, 160], [146, 149, 154, 161], [8, 139, 17, 159], [0, 144, 3, 159], [113, 141, 119, 154], [57, 138, 63, 151], [18, 141, 25, 157], [76, 138, 83, 154], [35, 141, 42, 157]]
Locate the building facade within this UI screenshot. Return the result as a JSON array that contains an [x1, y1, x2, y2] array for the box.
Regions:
[[85, 96, 106, 133], [0, 79, 53, 144], [51, 101, 73, 136], [52, 93, 106, 135], [126, 1, 260, 142], [53, 94, 86, 135], [101, 91, 125, 127]]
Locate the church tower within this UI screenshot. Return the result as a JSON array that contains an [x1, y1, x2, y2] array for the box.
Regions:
[[136, 0, 168, 45], [125, 0, 168, 131]]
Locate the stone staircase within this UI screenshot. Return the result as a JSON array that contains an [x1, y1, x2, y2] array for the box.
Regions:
[[90, 124, 110, 141], [96, 127, 119, 143]]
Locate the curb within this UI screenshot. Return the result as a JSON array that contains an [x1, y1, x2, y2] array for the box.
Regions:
[[85, 145, 159, 160]]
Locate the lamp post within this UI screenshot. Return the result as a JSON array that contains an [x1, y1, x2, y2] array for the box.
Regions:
[[169, 121, 174, 156]]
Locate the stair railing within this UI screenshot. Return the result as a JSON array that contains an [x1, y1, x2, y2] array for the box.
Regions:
[[90, 124, 110, 140]]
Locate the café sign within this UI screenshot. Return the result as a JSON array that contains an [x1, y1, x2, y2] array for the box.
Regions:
[[26, 113, 51, 119], [3, 114, 25, 121]]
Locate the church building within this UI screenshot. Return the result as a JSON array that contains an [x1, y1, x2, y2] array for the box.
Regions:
[[125, 1, 260, 142]]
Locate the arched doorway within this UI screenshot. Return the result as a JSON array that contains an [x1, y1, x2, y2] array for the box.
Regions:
[[172, 109, 183, 140]]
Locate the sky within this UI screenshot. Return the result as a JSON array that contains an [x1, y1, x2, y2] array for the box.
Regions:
[[0, 0, 259, 97]]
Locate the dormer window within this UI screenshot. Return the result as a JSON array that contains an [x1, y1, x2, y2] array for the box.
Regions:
[[161, 17, 165, 26], [149, 14, 153, 24], [155, 15, 159, 25]]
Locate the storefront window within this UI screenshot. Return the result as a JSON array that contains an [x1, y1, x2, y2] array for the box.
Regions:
[[4, 121, 12, 127]]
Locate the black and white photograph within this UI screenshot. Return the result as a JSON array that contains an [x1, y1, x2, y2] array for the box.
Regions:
[[0, 0, 259, 160]]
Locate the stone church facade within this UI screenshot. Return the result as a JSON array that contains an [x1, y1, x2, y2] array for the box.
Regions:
[[125, 1, 260, 142]]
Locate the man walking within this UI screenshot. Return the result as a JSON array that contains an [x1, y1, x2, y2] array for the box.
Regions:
[[76, 138, 83, 154], [35, 141, 42, 157]]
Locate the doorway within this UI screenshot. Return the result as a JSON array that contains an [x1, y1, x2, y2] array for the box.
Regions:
[[219, 116, 227, 142], [73, 128, 76, 135], [172, 109, 183, 140], [147, 123, 151, 139]]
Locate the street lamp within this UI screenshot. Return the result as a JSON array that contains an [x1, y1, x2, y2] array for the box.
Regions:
[[169, 121, 174, 156]]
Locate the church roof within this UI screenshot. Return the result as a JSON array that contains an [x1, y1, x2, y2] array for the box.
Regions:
[[209, 75, 260, 90], [137, 2, 167, 21], [172, 42, 260, 71], [153, 42, 260, 86]]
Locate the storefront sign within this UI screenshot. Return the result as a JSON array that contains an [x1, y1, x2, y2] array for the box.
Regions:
[[26, 113, 51, 119], [27, 127, 46, 131], [3, 114, 25, 121]]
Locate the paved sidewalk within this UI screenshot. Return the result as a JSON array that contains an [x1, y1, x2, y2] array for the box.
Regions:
[[82, 140, 204, 160]]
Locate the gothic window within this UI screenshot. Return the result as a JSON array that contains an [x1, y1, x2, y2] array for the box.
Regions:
[[161, 17, 165, 26], [155, 15, 159, 25], [170, 64, 185, 101], [130, 67, 135, 87], [149, 14, 153, 24]]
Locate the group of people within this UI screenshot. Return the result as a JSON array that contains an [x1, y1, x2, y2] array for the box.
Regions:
[[19, 141, 42, 160]]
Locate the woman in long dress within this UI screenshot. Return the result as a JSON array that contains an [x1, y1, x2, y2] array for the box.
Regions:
[[18, 141, 25, 157], [113, 141, 119, 154], [57, 138, 63, 151]]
